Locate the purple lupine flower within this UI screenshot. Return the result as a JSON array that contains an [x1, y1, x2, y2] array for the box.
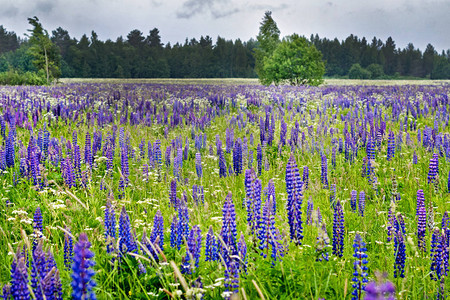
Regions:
[[306, 198, 313, 225], [31, 241, 46, 299], [219, 150, 227, 178], [119, 206, 137, 254], [286, 155, 304, 244], [427, 155, 438, 184], [205, 226, 218, 262], [238, 233, 248, 272], [64, 157, 76, 188], [302, 166, 309, 190], [33, 206, 43, 234], [2, 284, 11, 300], [352, 234, 368, 300], [332, 200, 344, 257], [170, 215, 178, 249], [150, 210, 164, 252], [394, 229, 405, 278], [413, 151, 418, 164], [257, 144, 262, 176], [71, 233, 96, 300], [84, 132, 93, 169], [416, 189, 425, 216], [350, 190, 357, 212], [220, 193, 240, 297], [258, 196, 283, 264], [321, 154, 328, 189], [247, 176, 262, 238], [430, 227, 445, 281], [165, 146, 171, 167], [387, 130, 395, 161], [417, 206, 427, 252], [358, 191, 365, 217], [170, 179, 177, 208], [220, 192, 238, 262], [195, 152, 202, 178], [64, 228, 74, 269], [11, 256, 29, 300], [153, 140, 162, 168], [233, 139, 242, 175], [5, 130, 15, 168], [366, 136, 375, 160], [181, 225, 202, 274], [364, 279, 395, 300], [176, 203, 190, 250]]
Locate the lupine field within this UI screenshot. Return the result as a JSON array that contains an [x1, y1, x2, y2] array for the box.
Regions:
[[0, 80, 450, 299]]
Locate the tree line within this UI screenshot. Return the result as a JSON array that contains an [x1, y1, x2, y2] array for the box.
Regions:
[[0, 23, 449, 80]]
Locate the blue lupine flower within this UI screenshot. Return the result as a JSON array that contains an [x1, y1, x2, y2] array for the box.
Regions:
[[302, 166, 309, 190], [181, 225, 202, 274], [350, 190, 357, 212], [286, 155, 304, 244], [394, 229, 405, 278], [428, 155, 438, 184], [170, 215, 178, 249], [332, 200, 344, 257], [351, 234, 368, 300], [257, 144, 262, 176], [71, 233, 96, 300], [358, 191, 365, 217], [176, 204, 190, 250], [11, 255, 30, 300], [387, 130, 395, 161], [195, 152, 202, 178], [238, 233, 248, 272], [150, 210, 164, 252], [364, 279, 395, 300], [417, 206, 427, 252], [205, 226, 218, 262], [64, 228, 74, 269], [233, 139, 242, 175], [119, 207, 137, 255]]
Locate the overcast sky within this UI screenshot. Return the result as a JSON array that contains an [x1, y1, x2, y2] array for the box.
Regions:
[[1, 0, 449, 52]]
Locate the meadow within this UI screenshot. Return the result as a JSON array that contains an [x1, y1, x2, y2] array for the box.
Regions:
[[0, 79, 449, 299]]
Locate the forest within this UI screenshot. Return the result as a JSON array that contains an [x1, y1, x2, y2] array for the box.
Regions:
[[1, 24, 449, 79]]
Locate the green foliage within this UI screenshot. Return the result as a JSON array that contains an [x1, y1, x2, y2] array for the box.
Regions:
[[0, 68, 47, 85], [366, 63, 384, 79], [254, 11, 281, 79], [348, 63, 371, 79], [431, 55, 450, 79], [261, 34, 325, 86], [27, 16, 61, 83]]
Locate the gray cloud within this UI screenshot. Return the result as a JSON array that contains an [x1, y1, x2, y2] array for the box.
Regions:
[[176, 0, 241, 19], [0, 5, 19, 18]]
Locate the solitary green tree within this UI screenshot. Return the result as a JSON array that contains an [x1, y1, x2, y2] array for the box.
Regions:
[[261, 34, 325, 86], [254, 11, 280, 80], [27, 16, 60, 83]]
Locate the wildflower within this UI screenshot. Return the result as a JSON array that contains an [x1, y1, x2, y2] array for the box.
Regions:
[[332, 200, 344, 257], [71, 233, 96, 300], [352, 234, 368, 300]]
